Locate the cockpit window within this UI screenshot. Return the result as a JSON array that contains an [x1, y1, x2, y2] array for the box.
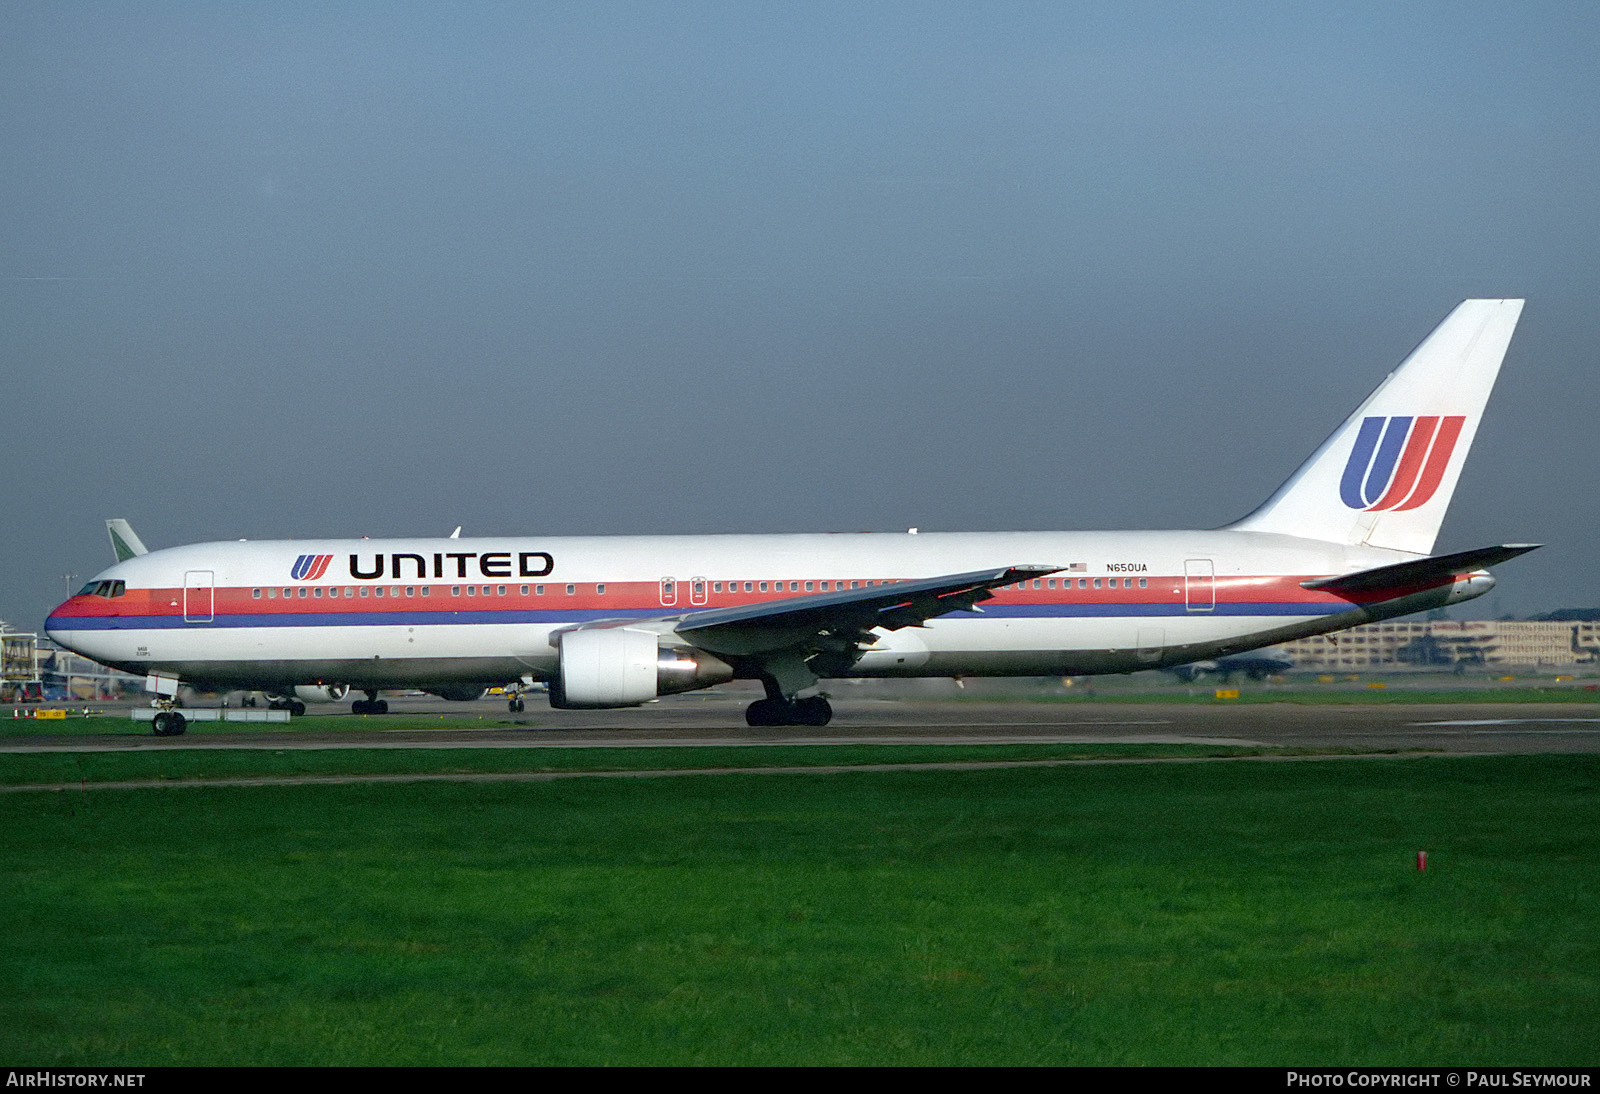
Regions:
[[78, 580, 126, 599]]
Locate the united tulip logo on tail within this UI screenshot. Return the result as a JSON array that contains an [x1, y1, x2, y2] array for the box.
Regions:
[[291, 554, 334, 580], [1339, 415, 1465, 511]]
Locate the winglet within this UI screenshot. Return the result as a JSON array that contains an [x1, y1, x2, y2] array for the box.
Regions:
[[106, 519, 149, 562]]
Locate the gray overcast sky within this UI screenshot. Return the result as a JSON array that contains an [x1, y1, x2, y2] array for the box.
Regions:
[[3, 1, 1595, 628]]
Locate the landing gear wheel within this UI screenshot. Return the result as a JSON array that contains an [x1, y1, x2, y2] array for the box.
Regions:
[[745, 697, 833, 727], [289, 700, 307, 717], [152, 711, 187, 737], [796, 696, 832, 727], [508, 697, 525, 713], [745, 698, 780, 727]]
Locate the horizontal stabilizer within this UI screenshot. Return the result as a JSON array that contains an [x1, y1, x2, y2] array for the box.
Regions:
[[1301, 544, 1541, 594]]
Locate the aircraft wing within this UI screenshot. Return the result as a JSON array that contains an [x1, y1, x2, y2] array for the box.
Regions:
[[672, 564, 1062, 661], [1301, 544, 1541, 595]]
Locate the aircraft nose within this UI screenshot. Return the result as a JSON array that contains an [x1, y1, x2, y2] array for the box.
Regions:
[[44, 598, 88, 651]]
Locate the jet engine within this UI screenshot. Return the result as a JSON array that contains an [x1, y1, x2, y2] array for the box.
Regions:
[[550, 628, 733, 709]]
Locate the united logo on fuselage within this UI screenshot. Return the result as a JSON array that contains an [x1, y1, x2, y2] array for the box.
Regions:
[[291, 554, 334, 581], [1339, 415, 1465, 512]]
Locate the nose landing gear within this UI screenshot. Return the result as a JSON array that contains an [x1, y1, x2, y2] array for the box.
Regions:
[[151, 708, 187, 736]]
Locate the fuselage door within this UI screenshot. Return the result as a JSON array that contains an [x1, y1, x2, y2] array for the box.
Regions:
[[1184, 559, 1215, 613], [659, 577, 678, 608], [183, 570, 215, 623], [689, 577, 707, 607]]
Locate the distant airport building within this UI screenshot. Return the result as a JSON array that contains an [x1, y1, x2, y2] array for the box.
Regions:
[[1280, 619, 1600, 671], [2, 621, 45, 701], [1, 622, 139, 701]]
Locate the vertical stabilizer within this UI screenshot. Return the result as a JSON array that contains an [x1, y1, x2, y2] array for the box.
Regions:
[[1228, 299, 1523, 555], [106, 519, 149, 562]]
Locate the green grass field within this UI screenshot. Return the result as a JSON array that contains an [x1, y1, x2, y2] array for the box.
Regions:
[[0, 741, 1308, 787], [3, 751, 1597, 1065]]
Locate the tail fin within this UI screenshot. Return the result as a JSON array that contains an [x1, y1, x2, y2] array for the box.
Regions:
[[106, 519, 149, 562], [1228, 299, 1523, 555]]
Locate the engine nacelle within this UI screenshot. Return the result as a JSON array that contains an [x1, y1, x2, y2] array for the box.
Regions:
[[552, 628, 732, 709], [293, 684, 350, 704]]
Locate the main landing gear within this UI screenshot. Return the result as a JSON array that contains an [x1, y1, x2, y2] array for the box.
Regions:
[[352, 689, 388, 715], [745, 695, 832, 727]]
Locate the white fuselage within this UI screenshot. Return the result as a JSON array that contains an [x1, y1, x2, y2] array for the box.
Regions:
[[44, 528, 1490, 692]]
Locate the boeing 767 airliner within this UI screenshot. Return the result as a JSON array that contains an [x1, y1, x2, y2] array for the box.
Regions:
[[47, 299, 1535, 733]]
